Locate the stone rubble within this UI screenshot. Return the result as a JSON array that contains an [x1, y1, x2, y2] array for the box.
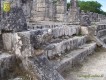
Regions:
[[0, 0, 106, 80]]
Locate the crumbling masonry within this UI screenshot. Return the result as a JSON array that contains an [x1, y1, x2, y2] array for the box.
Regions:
[[0, 0, 106, 80]]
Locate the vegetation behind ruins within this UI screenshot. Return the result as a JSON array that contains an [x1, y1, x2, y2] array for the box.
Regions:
[[67, 0, 106, 15]]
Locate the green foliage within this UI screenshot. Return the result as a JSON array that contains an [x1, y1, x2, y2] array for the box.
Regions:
[[67, 3, 71, 10], [100, 10, 106, 15], [78, 1, 102, 13], [52, 0, 57, 4], [67, 0, 106, 15]]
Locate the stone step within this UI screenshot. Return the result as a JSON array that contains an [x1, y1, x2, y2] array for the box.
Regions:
[[89, 24, 106, 48], [96, 24, 106, 32], [46, 36, 87, 59], [20, 55, 65, 80], [97, 29, 106, 38], [29, 25, 79, 39], [9, 77, 23, 80], [28, 21, 78, 29], [98, 36, 106, 48], [50, 42, 96, 73], [0, 53, 18, 80], [2, 25, 80, 51], [52, 25, 79, 38]]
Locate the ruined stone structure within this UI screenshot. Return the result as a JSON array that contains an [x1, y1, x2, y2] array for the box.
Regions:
[[1, 0, 105, 24], [29, 0, 106, 24], [0, 0, 106, 80], [68, 0, 80, 23], [32, 0, 50, 21], [80, 10, 91, 26], [0, 0, 28, 32], [31, 0, 67, 22], [55, 0, 67, 21]]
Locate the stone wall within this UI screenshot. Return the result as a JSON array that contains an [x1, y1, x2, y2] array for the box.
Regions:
[[68, 0, 80, 23], [2, 25, 80, 51], [32, 0, 50, 21], [1, 0, 106, 24], [96, 24, 106, 38], [31, 0, 67, 22], [0, 0, 28, 32], [55, 0, 67, 22]]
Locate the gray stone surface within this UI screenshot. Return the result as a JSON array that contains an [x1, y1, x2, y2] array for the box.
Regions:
[[1, 0, 27, 32], [21, 55, 65, 80], [80, 12, 91, 26], [30, 29, 52, 49], [13, 32, 33, 58], [0, 53, 18, 80], [68, 0, 80, 23], [1, 7, 27, 32], [52, 25, 79, 38], [46, 36, 87, 59], [2, 33, 13, 51], [55, 0, 67, 22], [56, 42, 96, 73]]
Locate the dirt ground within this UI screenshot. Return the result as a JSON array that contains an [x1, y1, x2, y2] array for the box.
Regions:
[[62, 47, 106, 80]]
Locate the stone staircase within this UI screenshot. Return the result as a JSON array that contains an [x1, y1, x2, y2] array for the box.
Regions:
[[42, 26, 96, 74], [51, 43, 96, 73], [0, 53, 21, 80], [22, 24, 96, 79], [88, 21, 106, 48], [0, 24, 96, 80]]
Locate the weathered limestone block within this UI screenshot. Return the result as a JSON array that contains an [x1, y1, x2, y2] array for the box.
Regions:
[[0, 53, 18, 80], [52, 28, 58, 38], [80, 15, 91, 26], [98, 14, 106, 21], [3, 0, 32, 19], [56, 14, 65, 22], [81, 27, 89, 35], [64, 26, 69, 36], [21, 0, 32, 19], [97, 29, 106, 38], [30, 29, 52, 49], [36, 7, 46, 12], [86, 11, 93, 22], [56, 6, 65, 14], [95, 24, 106, 38], [2, 26, 79, 57], [56, 43, 96, 73], [32, 0, 50, 21], [21, 55, 64, 80], [72, 43, 96, 66], [63, 40, 69, 51], [88, 43, 96, 54], [8, 32, 64, 80], [68, 0, 80, 23], [1, 0, 27, 32], [52, 26, 79, 38], [49, 0, 56, 21], [66, 39, 71, 51], [47, 42, 63, 59], [10, 77, 23, 80], [2, 33, 13, 51], [55, 0, 67, 22], [97, 25, 106, 32], [2, 29, 52, 53], [1, 8, 27, 32], [60, 27, 65, 36], [92, 13, 99, 22], [73, 37, 79, 48], [46, 36, 86, 59], [13, 32, 33, 58]]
